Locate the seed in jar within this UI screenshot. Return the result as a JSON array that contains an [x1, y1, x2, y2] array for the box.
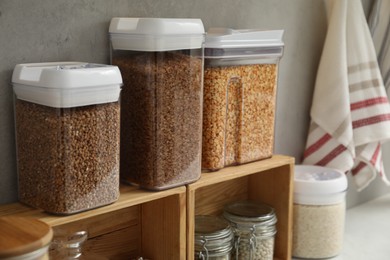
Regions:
[[234, 235, 275, 260], [292, 202, 345, 258]]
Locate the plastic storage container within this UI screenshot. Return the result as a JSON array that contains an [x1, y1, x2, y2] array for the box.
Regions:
[[109, 17, 205, 190], [223, 200, 277, 260], [195, 215, 234, 260], [0, 217, 53, 260], [12, 62, 122, 214], [293, 165, 348, 259], [202, 28, 284, 171]]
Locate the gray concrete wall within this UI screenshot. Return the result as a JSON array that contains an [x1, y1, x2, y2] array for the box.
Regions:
[[0, 0, 387, 207]]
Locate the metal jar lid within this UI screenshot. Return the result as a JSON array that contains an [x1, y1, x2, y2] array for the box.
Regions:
[[223, 200, 277, 237], [194, 215, 234, 257]]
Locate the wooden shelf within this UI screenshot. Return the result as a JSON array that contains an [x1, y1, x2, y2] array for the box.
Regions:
[[0, 154, 294, 260], [0, 185, 187, 259], [187, 154, 294, 260]]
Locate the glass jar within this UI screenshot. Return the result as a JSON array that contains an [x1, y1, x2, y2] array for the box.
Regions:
[[0, 217, 53, 260], [12, 62, 122, 215], [195, 215, 234, 260], [109, 17, 204, 190], [293, 165, 348, 259], [223, 201, 277, 260], [50, 231, 107, 260]]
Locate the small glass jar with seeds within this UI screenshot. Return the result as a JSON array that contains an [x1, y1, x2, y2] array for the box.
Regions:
[[223, 200, 277, 260], [109, 18, 204, 190], [195, 215, 234, 260], [293, 165, 348, 259], [12, 62, 122, 215], [202, 28, 284, 171]]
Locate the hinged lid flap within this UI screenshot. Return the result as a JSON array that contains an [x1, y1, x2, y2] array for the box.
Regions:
[[205, 28, 284, 48], [204, 28, 284, 59]]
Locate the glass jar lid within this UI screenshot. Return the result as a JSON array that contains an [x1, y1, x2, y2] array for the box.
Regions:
[[223, 200, 277, 227], [194, 215, 233, 251]]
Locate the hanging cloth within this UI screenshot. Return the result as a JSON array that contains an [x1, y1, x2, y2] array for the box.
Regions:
[[368, 0, 390, 92], [302, 0, 390, 191]]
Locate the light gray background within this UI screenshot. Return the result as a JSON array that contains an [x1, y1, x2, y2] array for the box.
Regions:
[[0, 0, 387, 207]]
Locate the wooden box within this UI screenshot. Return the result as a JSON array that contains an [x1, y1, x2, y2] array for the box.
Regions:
[[187, 155, 294, 260], [0, 154, 293, 259], [0, 185, 186, 260]]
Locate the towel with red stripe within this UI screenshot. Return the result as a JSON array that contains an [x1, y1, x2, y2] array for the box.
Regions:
[[302, 0, 390, 191]]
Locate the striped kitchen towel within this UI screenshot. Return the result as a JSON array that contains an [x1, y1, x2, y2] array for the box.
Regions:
[[368, 0, 390, 92], [302, 0, 390, 191]]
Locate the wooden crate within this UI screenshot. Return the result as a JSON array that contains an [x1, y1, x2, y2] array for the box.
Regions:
[[0, 154, 293, 259], [0, 185, 186, 260], [187, 154, 294, 260]]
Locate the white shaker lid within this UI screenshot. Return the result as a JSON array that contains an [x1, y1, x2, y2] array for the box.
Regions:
[[294, 165, 348, 205]]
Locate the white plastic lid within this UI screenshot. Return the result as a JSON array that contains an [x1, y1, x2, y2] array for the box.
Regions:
[[205, 28, 284, 48], [294, 165, 348, 205], [12, 62, 122, 108], [109, 17, 205, 51]]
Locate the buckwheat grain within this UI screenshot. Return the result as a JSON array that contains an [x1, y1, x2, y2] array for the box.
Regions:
[[15, 100, 120, 214], [113, 51, 202, 190]]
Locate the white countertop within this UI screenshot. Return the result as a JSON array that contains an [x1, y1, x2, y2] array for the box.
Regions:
[[293, 193, 390, 260]]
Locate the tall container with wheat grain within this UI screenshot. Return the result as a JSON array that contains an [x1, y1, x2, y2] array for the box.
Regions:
[[109, 18, 205, 190], [202, 28, 284, 171]]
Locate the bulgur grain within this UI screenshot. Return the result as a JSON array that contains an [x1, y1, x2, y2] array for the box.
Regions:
[[202, 64, 277, 170]]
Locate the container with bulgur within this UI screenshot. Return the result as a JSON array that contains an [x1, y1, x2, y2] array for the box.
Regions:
[[202, 28, 284, 171], [109, 18, 205, 190], [12, 62, 122, 215]]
